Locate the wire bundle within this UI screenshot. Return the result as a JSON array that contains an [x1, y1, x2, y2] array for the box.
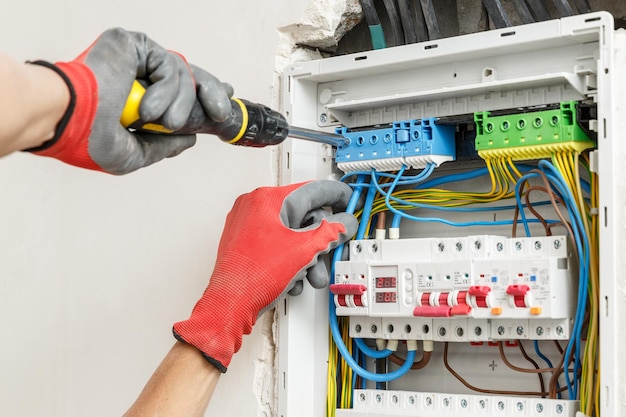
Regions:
[[326, 149, 599, 416]]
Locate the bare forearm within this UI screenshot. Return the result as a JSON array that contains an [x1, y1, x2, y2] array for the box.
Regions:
[[123, 342, 220, 417], [0, 54, 69, 156]]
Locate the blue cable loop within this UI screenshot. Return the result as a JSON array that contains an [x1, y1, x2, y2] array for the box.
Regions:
[[329, 175, 417, 383]]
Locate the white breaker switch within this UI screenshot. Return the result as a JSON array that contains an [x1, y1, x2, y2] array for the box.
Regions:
[[331, 235, 575, 342]]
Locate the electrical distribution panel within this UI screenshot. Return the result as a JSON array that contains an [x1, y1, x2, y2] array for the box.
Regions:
[[278, 11, 624, 417]]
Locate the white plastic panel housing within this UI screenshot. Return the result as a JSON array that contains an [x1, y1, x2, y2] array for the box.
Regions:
[[278, 11, 623, 417]]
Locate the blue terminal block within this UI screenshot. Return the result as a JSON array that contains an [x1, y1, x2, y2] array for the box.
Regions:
[[335, 118, 456, 173]]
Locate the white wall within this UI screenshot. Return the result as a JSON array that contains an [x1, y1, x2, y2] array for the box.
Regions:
[[0, 1, 308, 416]]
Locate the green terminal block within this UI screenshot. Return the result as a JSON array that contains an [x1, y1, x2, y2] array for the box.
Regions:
[[474, 101, 595, 160]]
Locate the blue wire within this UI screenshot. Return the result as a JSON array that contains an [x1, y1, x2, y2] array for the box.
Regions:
[[354, 338, 391, 359], [356, 179, 379, 239], [533, 340, 561, 399]]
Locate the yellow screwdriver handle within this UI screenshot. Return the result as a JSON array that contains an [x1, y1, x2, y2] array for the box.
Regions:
[[120, 81, 173, 133]]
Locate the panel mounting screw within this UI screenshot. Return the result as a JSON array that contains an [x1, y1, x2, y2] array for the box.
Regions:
[[320, 113, 328, 123]]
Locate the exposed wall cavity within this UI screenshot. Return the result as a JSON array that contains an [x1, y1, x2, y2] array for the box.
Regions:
[[278, 0, 363, 52], [275, 0, 363, 73]]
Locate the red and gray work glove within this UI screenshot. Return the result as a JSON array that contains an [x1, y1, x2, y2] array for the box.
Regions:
[[26, 27, 232, 175], [173, 180, 358, 372]]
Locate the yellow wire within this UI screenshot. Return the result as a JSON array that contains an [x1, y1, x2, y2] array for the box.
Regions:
[[327, 325, 337, 417]]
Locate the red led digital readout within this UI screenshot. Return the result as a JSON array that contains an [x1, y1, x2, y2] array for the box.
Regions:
[[375, 277, 397, 288], [375, 292, 397, 303]]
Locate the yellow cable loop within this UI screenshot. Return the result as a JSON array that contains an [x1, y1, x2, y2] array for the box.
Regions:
[[327, 326, 337, 417], [342, 318, 353, 408], [571, 152, 599, 416]]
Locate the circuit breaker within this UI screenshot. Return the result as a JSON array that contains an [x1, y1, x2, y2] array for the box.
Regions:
[[278, 11, 623, 417], [333, 235, 574, 342]]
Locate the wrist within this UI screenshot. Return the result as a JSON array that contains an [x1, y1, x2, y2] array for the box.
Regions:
[[24, 61, 102, 171], [23, 61, 76, 152]]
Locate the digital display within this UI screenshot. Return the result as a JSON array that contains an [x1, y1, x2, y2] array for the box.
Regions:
[[375, 277, 397, 289], [375, 292, 397, 303]]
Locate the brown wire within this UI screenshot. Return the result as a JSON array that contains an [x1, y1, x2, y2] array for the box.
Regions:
[[376, 211, 387, 230], [497, 342, 555, 374], [518, 341, 547, 397], [388, 350, 432, 370], [497, 342, 548, 397], [443, 342, 548, 396]]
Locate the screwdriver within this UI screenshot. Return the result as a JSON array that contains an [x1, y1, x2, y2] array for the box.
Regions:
[[121, 81, 348, 148]]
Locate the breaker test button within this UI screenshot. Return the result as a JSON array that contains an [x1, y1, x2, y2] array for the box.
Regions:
[[530, 306, 542, 315], [491, 307, 503, 315]]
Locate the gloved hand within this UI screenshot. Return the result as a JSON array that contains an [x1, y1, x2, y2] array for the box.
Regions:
[[173, 180, 358, 372], [25, 27, 232, 175]]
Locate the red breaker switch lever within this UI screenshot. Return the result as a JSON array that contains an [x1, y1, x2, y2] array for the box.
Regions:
[[506, 284, 530, 308], [329, 284, 367, 295], [469, 286, 492, 308], [330, 284, 367, 308], [506, 284, 532, 308]]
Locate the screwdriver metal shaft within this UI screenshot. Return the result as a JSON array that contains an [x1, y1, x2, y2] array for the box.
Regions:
[[288, 126, 350, 148]]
